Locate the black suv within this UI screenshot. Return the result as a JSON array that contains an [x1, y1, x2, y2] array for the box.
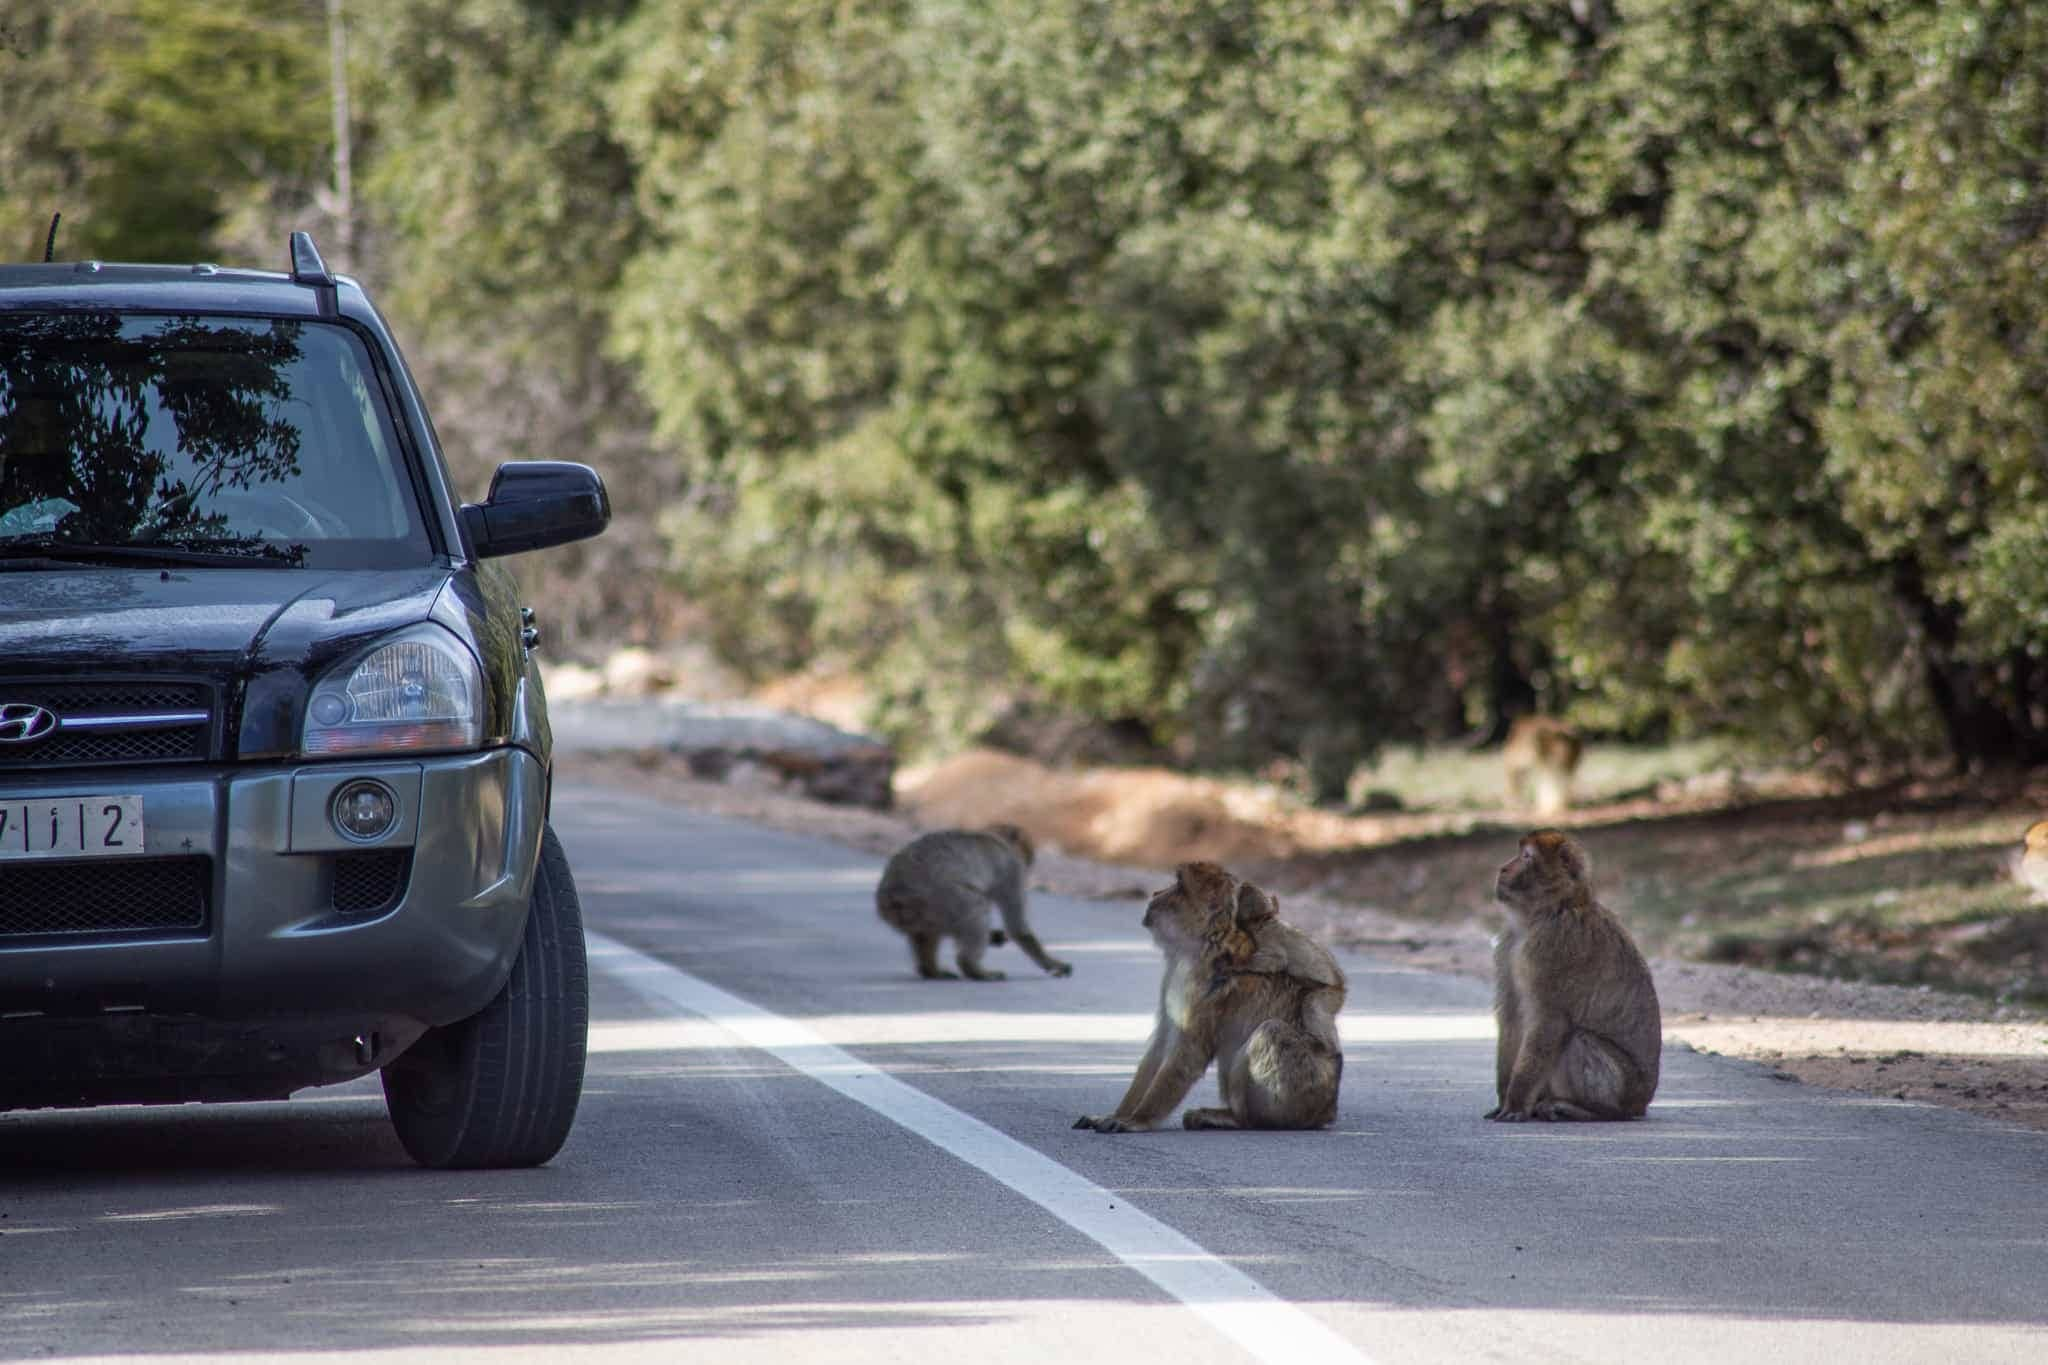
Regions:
[[0, 232, 608, 1168]]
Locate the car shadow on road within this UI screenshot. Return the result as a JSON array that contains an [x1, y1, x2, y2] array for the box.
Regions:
[[0, 1091, 410, 1175]]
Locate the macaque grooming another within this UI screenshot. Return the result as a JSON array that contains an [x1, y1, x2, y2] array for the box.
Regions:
[[1075, 861, 1345, 1133], [1489, 830, 1660, 1122]]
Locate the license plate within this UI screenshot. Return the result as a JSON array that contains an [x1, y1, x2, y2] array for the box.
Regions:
[[0, 796, 146, 861]]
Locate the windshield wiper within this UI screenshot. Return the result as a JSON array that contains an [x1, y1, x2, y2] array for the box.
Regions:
[[0, 538, 304, 569]]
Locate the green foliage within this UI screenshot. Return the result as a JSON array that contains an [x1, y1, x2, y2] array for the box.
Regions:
[[8, 0, 2045, 777], [585, 0, 2048, 775], [1581, 0, 2048, 762], [0, 0, 327, 264], [354, 0, 641, 351]]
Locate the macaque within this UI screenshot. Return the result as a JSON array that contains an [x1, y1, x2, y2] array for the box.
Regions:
[[1075, 861, 1344, 1133], [875, 824, 1072, 981], [1489, 829, 1660, 1121], [1502, 715, 1583, 815], [2018, 819, 2048, 904]]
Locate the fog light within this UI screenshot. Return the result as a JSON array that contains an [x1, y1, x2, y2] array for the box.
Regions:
[[332, 780, 398, 842]]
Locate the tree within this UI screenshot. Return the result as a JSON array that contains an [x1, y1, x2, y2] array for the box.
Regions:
[[0, 0, 329, 266], [1584, 0, 2048, 765], [31, 0, 2042, 779], [349, 0, 676, 654]]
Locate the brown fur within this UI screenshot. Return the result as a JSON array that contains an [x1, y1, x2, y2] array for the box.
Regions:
[[1489, 830, 1661, 1121], [1502, 715, 1583, 814], [875, 824, 1071, 981], [1075, 861, 1345, 1133], [2019, 819, 2048, 903]]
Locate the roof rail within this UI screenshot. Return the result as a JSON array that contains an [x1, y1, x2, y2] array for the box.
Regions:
[[289, 231, 334, 287]]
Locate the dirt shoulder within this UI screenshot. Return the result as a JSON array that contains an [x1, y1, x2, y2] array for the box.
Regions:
[[561, 751, 2048, 1133]]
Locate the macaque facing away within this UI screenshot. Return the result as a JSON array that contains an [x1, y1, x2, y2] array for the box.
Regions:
[[1502, 715, 1583, 815], [875, 824, 1073, 981], [1075, 861, 1345, 1133], [1490, 830, 1660, 1122]]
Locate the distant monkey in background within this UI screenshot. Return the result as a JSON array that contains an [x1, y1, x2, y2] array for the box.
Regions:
[[1502, 715, 1583, 815], [2017, 819, 2048, 904], [875, 825, 1072, 981], [1489, 829, 1660, 1122], [1075, 861, 1344, 1133]]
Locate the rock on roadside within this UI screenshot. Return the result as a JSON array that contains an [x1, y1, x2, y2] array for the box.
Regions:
[[548, 697, 895, 810]]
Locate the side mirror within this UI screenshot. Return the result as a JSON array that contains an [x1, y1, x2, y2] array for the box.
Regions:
[[460, 461, 611, 558]]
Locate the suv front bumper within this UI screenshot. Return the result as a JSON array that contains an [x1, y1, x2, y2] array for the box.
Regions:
[[0, 745, 546, 1107]]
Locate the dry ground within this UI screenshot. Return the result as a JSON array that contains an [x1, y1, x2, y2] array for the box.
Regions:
[[558, 749, 2048, 1133]]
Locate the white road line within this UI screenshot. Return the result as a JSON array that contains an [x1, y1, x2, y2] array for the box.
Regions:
[[588, 932, 1377, 1365]]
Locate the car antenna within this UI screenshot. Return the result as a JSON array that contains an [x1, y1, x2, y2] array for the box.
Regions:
[[289, 230, 334, 286], [42, 212, 60, 262], [288, 229, 339, 317]]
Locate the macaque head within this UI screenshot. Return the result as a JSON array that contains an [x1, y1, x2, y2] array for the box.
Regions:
[[1495, 829, 1591, 915], [2024, 819, 2048, 857], [1144, 861, 1277, 961]]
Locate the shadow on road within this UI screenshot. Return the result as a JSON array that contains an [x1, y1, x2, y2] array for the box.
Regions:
[[3, 985, 2046, 1358]]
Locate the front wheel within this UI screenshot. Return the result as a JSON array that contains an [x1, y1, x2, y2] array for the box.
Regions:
[[382, 824, 589, 1169]]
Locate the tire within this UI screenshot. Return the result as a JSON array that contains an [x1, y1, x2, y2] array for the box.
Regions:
[[382, 824, 589, 1169]]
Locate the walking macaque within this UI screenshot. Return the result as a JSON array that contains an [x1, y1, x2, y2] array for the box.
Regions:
[[1489, 829, 1660, 1122], [1075, 861, 1345, 1133], [875, 824, 1073, 981], [1502, 714, 1583, 814]]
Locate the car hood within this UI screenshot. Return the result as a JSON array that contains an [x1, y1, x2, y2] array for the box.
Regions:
[[0, 568, 454, 674]]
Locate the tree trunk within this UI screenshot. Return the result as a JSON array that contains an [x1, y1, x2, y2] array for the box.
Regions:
[[1890, 558, 2048, 768], [1478, 606, 1539, 746]]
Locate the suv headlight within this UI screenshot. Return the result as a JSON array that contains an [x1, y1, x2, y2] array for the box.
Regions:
[[302, 623, 484, 756]]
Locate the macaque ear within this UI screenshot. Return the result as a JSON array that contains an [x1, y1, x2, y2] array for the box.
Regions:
[[1234, 882, 1278, 928]]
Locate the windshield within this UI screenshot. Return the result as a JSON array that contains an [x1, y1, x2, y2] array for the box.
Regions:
[[0, 312, 433, 568]]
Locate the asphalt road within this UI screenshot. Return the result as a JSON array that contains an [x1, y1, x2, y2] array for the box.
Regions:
[[2, 778, 2045, 1363]]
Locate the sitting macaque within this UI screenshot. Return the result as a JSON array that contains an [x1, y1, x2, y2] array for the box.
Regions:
[[1502, 714, 1582, 814], [1075, 861, 1345, 1133], [1489, 829, 1660, 1121], [875, 824, 1072, 981]]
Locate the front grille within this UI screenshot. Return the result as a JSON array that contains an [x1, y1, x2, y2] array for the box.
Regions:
[[21, 681, 208, 712], [332, 849, 410, 915], [0, 856, 211, 939], [0, 678, 217, 771], [27, 729, 207, 765]]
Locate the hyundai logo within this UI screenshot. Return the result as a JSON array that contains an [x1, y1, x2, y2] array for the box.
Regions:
[[0, 703, 59, 744]]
